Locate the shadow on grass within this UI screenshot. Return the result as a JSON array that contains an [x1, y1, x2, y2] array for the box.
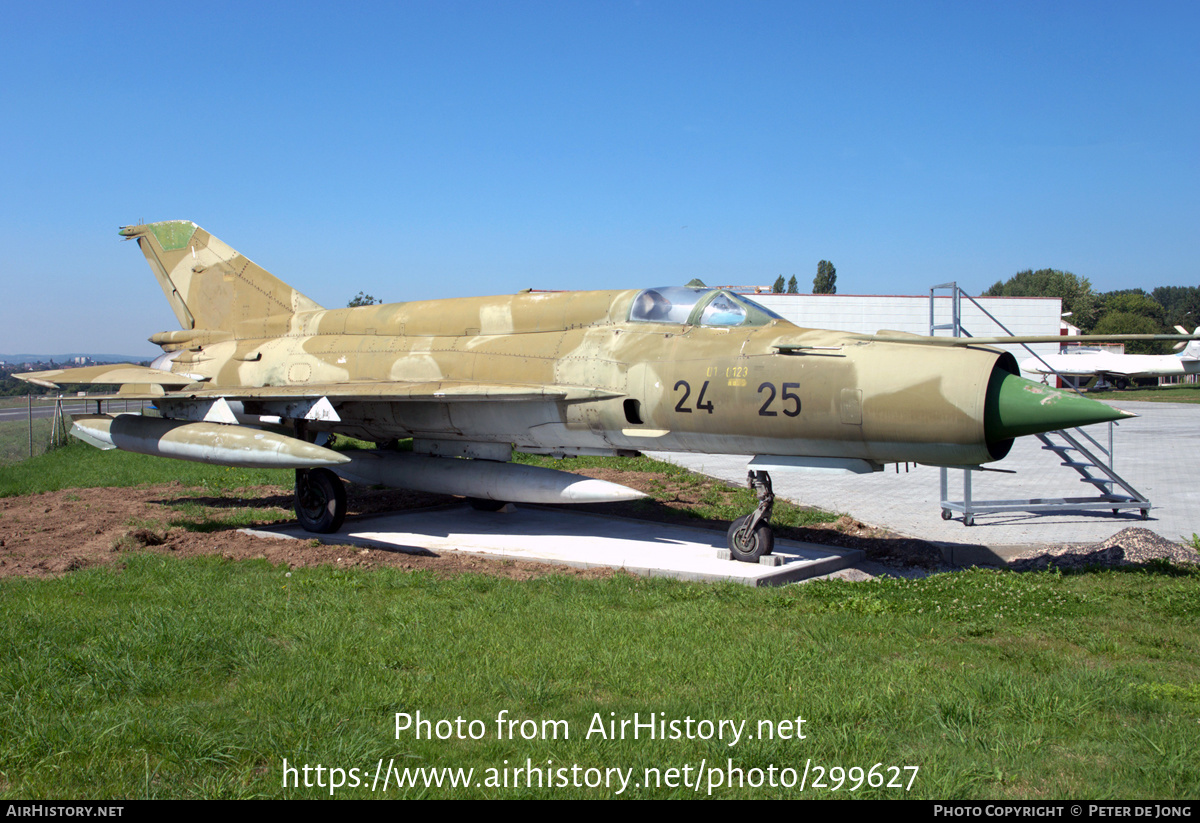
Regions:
[[148, 490, 295, 534], [148, 479, 953, 567], [144, 481, 1199, 576], [153, 493, 294, 510]]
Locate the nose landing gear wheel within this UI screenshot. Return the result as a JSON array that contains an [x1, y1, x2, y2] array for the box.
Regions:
[[295, 468, 347, 533], [727, 514, 775, 563], [726, 470, 776, 563]]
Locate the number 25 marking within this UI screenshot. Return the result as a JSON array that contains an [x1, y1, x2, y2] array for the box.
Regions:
[[758, 382, 801, 417]]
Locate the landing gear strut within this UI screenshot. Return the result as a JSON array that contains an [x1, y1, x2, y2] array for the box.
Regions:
[[727, 470, 775, 563], [295, 468, 347, 533]]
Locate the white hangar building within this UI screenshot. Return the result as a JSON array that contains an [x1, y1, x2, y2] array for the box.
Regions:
[[746, 292, 1065, 381]]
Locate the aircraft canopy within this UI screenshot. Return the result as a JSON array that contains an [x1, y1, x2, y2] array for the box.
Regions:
[[628, 288, 782, 327]]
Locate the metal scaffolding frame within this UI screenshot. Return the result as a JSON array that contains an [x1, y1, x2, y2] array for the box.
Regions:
[[929, 282, 1150, 526]]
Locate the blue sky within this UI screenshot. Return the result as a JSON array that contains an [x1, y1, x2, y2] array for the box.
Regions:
[[1, 0, 1196, 355]]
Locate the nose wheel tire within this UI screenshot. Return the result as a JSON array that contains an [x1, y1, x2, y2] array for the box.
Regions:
[[295, 468, 347, 533], [725, 470, 777, 563], [727, 514, 775, 563]]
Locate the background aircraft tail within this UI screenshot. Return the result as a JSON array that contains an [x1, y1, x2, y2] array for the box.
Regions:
[[1173, 326, 1200, 359], [119, 221, 323, 332]]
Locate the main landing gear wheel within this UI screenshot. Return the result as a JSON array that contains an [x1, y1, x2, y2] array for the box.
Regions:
[[726, 470, 776, 563], [295, 468, 347, 533]]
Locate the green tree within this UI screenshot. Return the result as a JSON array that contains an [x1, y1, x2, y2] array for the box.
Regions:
[[1100, 290, 1165, 325], [0, 375, 48, 396], [1152, 285, 1200, 331], [1091, 312, 1168, 355], [348, 291, 382, 307], [983, 269, 1098, 329], [771, 276, 785, 294], [1092, 290, 1169, 354], [813, 261, 836, 294], [787, 275, 799, 294]]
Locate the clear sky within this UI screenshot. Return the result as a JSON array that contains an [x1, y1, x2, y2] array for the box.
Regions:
[[1, 0, 1196, 356]]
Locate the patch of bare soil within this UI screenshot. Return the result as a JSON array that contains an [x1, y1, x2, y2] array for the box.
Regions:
[[0, 483, 616, 581]]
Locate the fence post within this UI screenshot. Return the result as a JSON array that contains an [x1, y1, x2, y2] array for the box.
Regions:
[[28, 394, 33, 458]]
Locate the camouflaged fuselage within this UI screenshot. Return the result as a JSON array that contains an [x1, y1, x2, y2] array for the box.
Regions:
[[24, 220, 1148, 471], [152, 288, 1011, 466]]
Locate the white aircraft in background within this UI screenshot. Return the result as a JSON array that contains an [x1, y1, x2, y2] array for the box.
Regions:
[[1022, 326, 1200, 390]]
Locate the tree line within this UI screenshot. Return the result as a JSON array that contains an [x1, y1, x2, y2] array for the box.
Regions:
[[772, 260, 837, 295], [983, 269, 1200, 355]]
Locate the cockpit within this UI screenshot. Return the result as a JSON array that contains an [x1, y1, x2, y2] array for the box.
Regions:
[[628, 287, 783, 328]]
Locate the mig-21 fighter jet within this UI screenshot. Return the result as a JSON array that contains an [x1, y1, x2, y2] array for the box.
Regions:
[[20, 221, 1189, 561]]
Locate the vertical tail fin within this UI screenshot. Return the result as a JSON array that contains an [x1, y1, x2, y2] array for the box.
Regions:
[[1184, 328, 1200, 359], [119, 221, 323, 332], [1171, 326, 1200, 358]]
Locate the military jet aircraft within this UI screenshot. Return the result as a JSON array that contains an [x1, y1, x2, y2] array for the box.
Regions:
[[17, 221, 1192, 561], [1021, 330, 1200, 390]]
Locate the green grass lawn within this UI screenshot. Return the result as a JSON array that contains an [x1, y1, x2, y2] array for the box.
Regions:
[[0, 440, 292, 498], [1, 442, 1198, 799], [1086, 383, 1200, 404], [0, 555, 1196, 799]]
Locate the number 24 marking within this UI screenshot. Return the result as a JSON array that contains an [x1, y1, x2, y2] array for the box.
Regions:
[[673, 380, 714, 414]]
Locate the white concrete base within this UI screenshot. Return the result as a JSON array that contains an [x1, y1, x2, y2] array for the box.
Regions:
[[244, 504, 864, 586]]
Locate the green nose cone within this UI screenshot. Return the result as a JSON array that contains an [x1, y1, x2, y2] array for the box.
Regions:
[[985, 370, 1136, 441]]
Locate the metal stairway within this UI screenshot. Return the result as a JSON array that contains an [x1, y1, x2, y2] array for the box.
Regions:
[[938, 426, 1150, 527], [1035, 428, 1150, 518], [931, 281, 1152, 525]]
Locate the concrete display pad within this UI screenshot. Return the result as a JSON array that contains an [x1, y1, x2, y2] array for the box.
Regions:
[[245, 504, 864, 586]]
